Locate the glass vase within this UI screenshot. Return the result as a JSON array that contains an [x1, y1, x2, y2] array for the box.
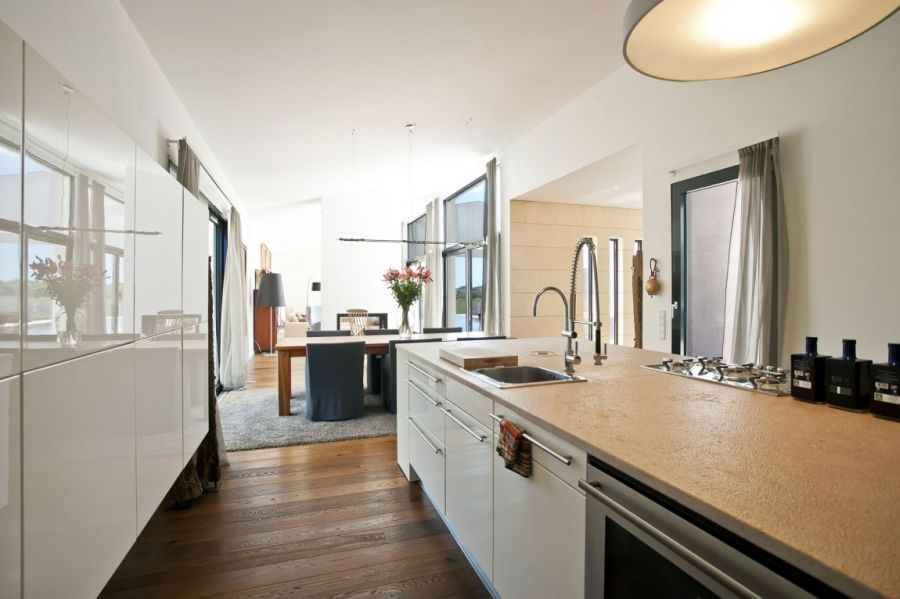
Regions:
[[55, 305, 85, 349], [398, 306, 413, 339]]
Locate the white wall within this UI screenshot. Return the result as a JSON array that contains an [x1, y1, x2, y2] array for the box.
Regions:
[[244, 201, 322, 313], [321, 189, 408, 330], [0, 0, 241, 212], [498, 14, 900, 365]]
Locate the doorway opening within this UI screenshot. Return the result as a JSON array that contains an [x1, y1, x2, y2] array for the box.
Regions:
[[670, 166, 738, 357]]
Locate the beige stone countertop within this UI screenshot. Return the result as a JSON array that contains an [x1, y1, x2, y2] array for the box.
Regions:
[[401, 337, 900, 599]]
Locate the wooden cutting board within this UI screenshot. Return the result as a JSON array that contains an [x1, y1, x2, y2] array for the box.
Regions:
[[439, 346, 518, 370]]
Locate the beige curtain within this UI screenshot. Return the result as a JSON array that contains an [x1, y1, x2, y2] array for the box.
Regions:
[[176, 138, 200, 196], [723, 138, 787, 365], [220, 207, 248, 389], [483, 158, 503, 335]]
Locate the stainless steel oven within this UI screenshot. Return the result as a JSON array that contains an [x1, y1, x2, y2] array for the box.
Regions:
[[581, 458, 829, 598]]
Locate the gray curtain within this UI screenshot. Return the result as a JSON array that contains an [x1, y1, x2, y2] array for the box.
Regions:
[[723, 138, 787, 366], [87, 180, 106, 334], [423, 197, 442, 328], [176, 138, 200, 196], [483, 158, 503, 335]]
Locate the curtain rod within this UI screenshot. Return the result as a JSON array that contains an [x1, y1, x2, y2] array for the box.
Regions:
[[167, 138, 235, 213]]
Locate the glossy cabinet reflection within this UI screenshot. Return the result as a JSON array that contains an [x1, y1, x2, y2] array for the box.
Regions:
[[22, 45, 136, 372], [0, 375, 21, 597], [135, 334, 182, 529], [135, 149, 182, 338], [0, 23, 22, 378], [182, 192, 209, 463], [24, 345, 136, 598]]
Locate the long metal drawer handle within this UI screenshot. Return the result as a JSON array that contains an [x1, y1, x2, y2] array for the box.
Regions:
[[407, 416, 441, 454], [407, 380, 441, 407], [577, 479, 758, 599], [489, 413, 572, 466], [441, 406, 486, 442], [406, 360, 441, 384]]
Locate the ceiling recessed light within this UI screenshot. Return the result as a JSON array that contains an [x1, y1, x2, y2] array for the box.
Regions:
[[623, 0, 898, 81]]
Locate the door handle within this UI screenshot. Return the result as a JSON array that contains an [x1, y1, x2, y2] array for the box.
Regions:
[[578, 479, 758, 599]]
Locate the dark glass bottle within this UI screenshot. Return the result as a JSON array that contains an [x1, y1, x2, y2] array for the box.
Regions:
[[825, 339, 873, 411], [791, 337, 829, 403], [872, 343, 900, 421]]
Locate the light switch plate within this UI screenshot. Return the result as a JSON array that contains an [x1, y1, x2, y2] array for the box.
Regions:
[[658, 310, 667, 340]]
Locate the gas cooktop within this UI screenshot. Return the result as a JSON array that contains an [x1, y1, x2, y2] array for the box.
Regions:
[[642, 356, 789, 396]]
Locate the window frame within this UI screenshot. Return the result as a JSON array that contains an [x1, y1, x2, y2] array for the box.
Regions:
[[406, 212, 427, 264], [441, 175, 488, 332]]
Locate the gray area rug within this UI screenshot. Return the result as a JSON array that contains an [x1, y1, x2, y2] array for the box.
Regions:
[[219, 388, 396, 451]]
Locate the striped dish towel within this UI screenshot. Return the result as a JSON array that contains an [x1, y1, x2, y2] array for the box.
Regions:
[[497, 418, 532, 478]]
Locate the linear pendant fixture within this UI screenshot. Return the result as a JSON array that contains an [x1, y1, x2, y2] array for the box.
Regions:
[[623, 0, 899, 81]]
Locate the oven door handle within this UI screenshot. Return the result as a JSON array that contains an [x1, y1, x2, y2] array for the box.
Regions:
[[578, 479, 760, 599]]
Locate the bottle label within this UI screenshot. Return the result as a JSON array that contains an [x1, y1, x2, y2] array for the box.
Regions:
[[792, 357, 814, 390], [875, 392, 900, 405], [830, 385, 852, 396]]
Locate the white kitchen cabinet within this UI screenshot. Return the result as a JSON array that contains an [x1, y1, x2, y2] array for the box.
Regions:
[[408, 413, 445, 513], [0, 375, 21, 597], [24, 345, 136, 598], [493, 438, 585, 599], [444, 399, 493, 579], [183, 326, 209, 464], [135, 335, 183, 529]]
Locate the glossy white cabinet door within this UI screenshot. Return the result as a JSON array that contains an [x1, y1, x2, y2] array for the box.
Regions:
[[135, 148, 182, 338], [408, 413, 445, 513], [182, 190, 208, 319], [395, 357, 414, 480], [135, 334, 183, 530], [24, 345, 136, 598], [493, 440, 585, 599], [444, 401, 492, 579], [22, 45, 137, 372], [0, 23, 22, 379], [183, 325, 209, 464], [0, 375, 21, 597]]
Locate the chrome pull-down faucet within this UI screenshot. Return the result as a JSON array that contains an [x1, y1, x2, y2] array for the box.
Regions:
[[532, 286, 579, 375], [531, 237, 608, 376]]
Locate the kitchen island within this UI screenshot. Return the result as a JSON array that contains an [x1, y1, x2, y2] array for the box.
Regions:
[[396, 337, 900, 599]]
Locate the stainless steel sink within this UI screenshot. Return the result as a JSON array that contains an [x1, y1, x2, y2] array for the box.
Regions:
[[469, 365, 586, 389]]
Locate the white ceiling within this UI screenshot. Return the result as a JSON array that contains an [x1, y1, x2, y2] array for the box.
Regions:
[[121, 0, 630, 212], [516, 144, 643, 209]]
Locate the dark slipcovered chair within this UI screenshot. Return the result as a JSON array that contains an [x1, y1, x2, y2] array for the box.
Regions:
[[362, 329, 398, 393], [423, 326, 462, 334], [307, 330, 351, 337], [380, 337, 442, 413], [305, 341, 365, 421]]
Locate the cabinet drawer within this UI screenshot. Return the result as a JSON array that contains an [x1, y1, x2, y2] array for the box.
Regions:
[[490, 404, 586, 491], [408, 379, 444, 441], [406, 358, 445, 397], [446, 378, 493, 429], [408, 414, 445, 513]]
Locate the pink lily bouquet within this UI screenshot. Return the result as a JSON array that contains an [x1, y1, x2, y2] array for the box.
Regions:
[[383, 265, 433, 337], [383, 265, 433, 311]]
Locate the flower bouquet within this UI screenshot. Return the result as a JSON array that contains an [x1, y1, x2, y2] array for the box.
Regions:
[[383, 265, 433, 338], [30, 256, 106, 347]]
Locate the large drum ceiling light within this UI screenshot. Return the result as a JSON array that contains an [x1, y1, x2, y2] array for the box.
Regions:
[[623, 0, 898, 81]]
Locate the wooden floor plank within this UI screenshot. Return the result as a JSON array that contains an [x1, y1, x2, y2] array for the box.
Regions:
[[102, 436, 488, 598]]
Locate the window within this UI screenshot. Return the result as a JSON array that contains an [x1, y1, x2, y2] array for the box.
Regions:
[[209, 207, 227, 391], [443, 177, 487, 332], [407, 214, 426, 263]]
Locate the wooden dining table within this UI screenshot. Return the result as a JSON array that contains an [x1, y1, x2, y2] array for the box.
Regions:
[[274, 332, 492, 416]]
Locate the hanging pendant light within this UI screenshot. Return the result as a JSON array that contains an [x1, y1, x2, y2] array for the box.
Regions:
[[623, 0, 898, 81]]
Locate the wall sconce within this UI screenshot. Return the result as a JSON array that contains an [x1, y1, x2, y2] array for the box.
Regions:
[[645, 258, 661, 297]]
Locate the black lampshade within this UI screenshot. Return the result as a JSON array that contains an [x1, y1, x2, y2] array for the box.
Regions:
[[258, 272, 286, 307], [311, 281, 321, 292]]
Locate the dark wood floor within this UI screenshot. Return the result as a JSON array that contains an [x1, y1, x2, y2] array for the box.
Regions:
[[101, 436, 490, 598]]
